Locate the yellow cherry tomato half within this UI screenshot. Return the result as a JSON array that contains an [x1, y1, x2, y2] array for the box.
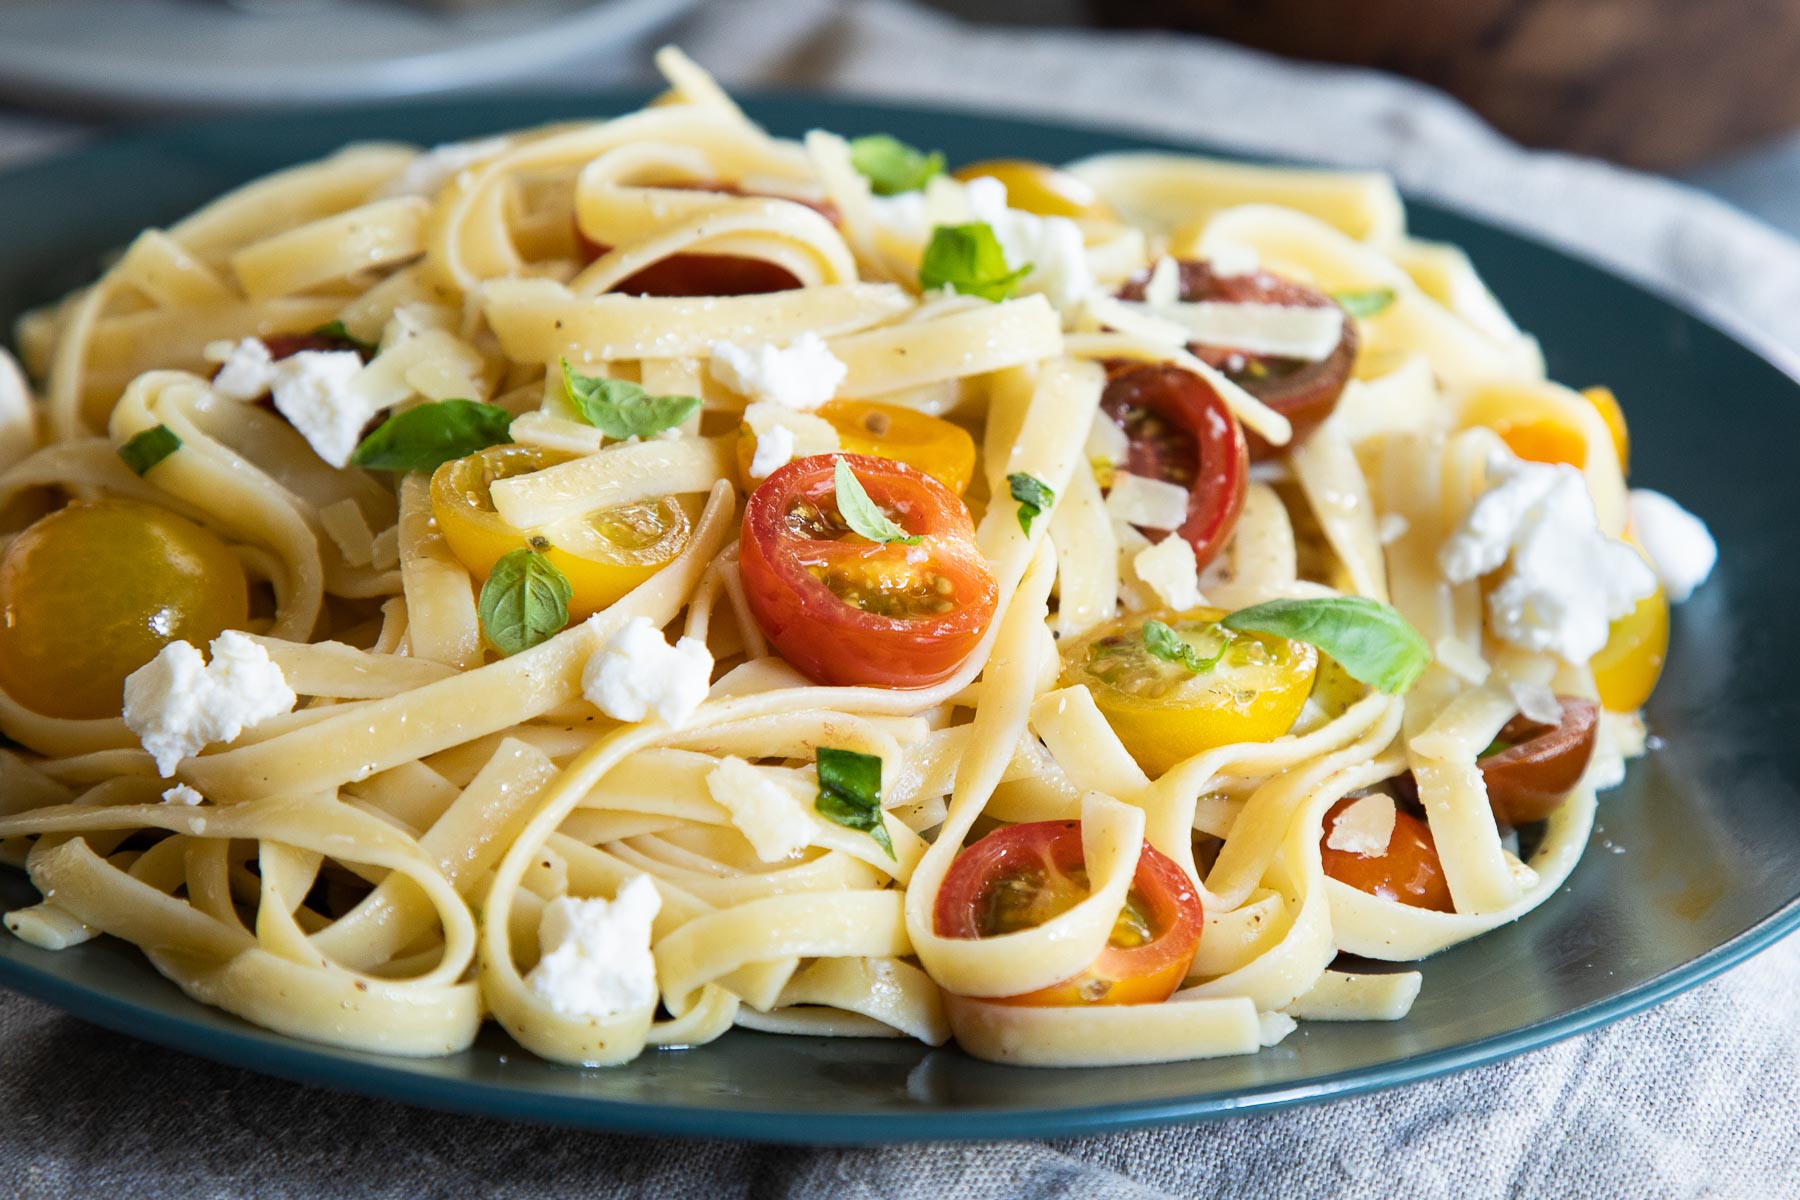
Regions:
[[951, 159, 1116, 222], [1060, 607, 1319, 777], [1592, 581, 1669, 712], [1581, 386, 1630, 475], [430, 445, 694, 619], [735, 400, 977, 494], [0, 500, 248, 719]]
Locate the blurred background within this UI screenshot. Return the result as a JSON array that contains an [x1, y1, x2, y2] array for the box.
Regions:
[[0, 0, 1793, 237]]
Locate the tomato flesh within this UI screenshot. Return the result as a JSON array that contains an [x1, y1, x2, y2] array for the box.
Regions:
[[1478, 697, 1599, 826], [1320, 798, 1453, 912], [1118, 259, 1357, 460], [935, 819, 1204, 1006], [739, 453, 997, 688], [950, 160, 1115, 221], [0, 501, 248, 719], [1060, 607, 1318, 776], [1100, 363, 1248, 571]]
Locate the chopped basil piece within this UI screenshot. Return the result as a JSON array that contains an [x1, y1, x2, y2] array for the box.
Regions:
[[848, 134, 945, 196], [117, 425, 181, 476], [815, 746, 894, 859], [834, 457, 920, 545], [1222, 596, 1431, 694], [1142, 618, 1226, 675], [349, 399, 512, 472], [1330, 288, 1397, 319], [477, 548, 572, 657], [1008, 472, 1055, 534], [919, 222, 1030, 302], [312, 320, 380, 357], [560, 360, 702, 440]]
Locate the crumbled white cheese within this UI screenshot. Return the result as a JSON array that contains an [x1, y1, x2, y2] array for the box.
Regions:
[[965, 175, 1094, 318], [706, 757, 815, 863], [1377, 513, 1410, 545], [1132, 535, 1202, 612], [161, 784, 204, 807], [1208, 241, 1261, 277], [123, 631, 298, 777], [741, 400, 840, 480], [1106, 472, 1191, 531], [866, 189, 929, 244], [1143, 255, 1182, 307], [525, 874, 662, 1021], [1439, 453, 1656, 663], [582, 616, 713, 728], [1508, 679, 1564, 726], [1141, 300, 1344, 360], [268, 350, 378, 469], [208, 337, 277, 401], [1257, 1010, 1298, 1047], [1627, 488, 1716, 603], [383, 136, 510, 199], [1085, 410, 1130, 468], [708, 332, 846, 411], [1326, 793, 1397, 858]]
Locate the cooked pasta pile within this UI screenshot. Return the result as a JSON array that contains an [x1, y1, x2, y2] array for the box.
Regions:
[[0, 50, 1715, 1068]]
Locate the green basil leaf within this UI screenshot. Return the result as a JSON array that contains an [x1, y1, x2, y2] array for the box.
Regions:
[[561, 360, 702, 439], [834, 456, 920, 545], [349, 399, 512, 472], [1142, 618, 1226, 675], [477, 548, 573, 657], [848, 134, 945, 196], [1330, 288, 1397, 320], [815, 746, 894, 859], [1221, 596, 1431, 694], [117, 425, 181, 476], [1008, 472, 1055, 534], [919, 222, 1030, 302], [312, 320, 380, 357]]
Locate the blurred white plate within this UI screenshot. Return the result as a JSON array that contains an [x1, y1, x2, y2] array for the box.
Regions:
[[0, 0, 699, 113]]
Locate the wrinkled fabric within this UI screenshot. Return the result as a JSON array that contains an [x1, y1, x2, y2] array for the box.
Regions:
[[4, 2, 1800, 1196]]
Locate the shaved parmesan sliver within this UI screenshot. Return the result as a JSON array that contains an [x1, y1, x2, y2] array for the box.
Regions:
[[1143, 255, 1181, 307], [706, 757, 814, 863], [1085, 410, 1129, 467], [1434, 636, 1490, 686], [1150, 300, 1344, 361], [1326, 793, 1396, 857], [1106, 472, 1190, 531], [1508, 679, 1563, 726], [1133, 535, 1201, 611]]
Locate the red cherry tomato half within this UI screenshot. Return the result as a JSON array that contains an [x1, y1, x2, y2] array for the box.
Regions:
[[739, 453, 998, 689], [578, 182, 839, 298], [1320, 797, 1454, 912], [934, 819, 1204, 1007], [1119, 259, 1358, 460], [1100, 362, 1249, 571], [1479, 697, 1599, 826]]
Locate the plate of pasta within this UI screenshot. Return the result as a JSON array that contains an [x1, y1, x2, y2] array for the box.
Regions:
[[0, 50, 1795, 1142]]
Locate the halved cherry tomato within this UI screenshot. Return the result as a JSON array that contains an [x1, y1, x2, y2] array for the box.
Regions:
[[735, 400, 977, 494], [1478, 697, 1599, 826], [950, 159, 1116, 221], [1583, 386, 1630, 473], [1321, 797, 1453, 912], [1060, 607, 1318, 777], [1591, 581, 1669, 711], [577, 182, 839, 297], [935, 819, 1203, 1006], [430, 445, 694, 619], [1100, 362, 1248, 570], [0, 501, 248, 719], [1118, 260, 1358, 460], [739, 453, 997, 688]]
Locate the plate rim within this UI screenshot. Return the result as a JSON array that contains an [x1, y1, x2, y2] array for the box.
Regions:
[[1, 89, 1797, 1144]]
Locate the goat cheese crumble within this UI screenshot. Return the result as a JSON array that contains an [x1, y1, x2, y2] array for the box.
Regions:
[[525, 874, 662, 1021], [964, 175, 1094, 318], [1627, 488, 1716, 603], [208, 337, 376, 467], [1439, 453, 1655, 662], [706, 757, 814, 863], [708, 332, 846, 411], [583, 616, 713, 728], [161, 784, 205, 807], [123, 631, 297, 777]]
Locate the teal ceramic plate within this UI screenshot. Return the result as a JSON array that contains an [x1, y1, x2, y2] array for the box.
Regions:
[[0, 95, 1795, 1144]]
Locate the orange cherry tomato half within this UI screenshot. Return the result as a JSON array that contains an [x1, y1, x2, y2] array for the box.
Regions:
[[735, 400, 977, 495], [950, 159, 1115, 221], [1478, 697, 1599, 826], [739, 453, 998, 688], [1118, 259, 1358, 460], [1320, 798, 1454, 912], [1100, 362, 1249, 571], [934, 819, 1204, 1007]]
